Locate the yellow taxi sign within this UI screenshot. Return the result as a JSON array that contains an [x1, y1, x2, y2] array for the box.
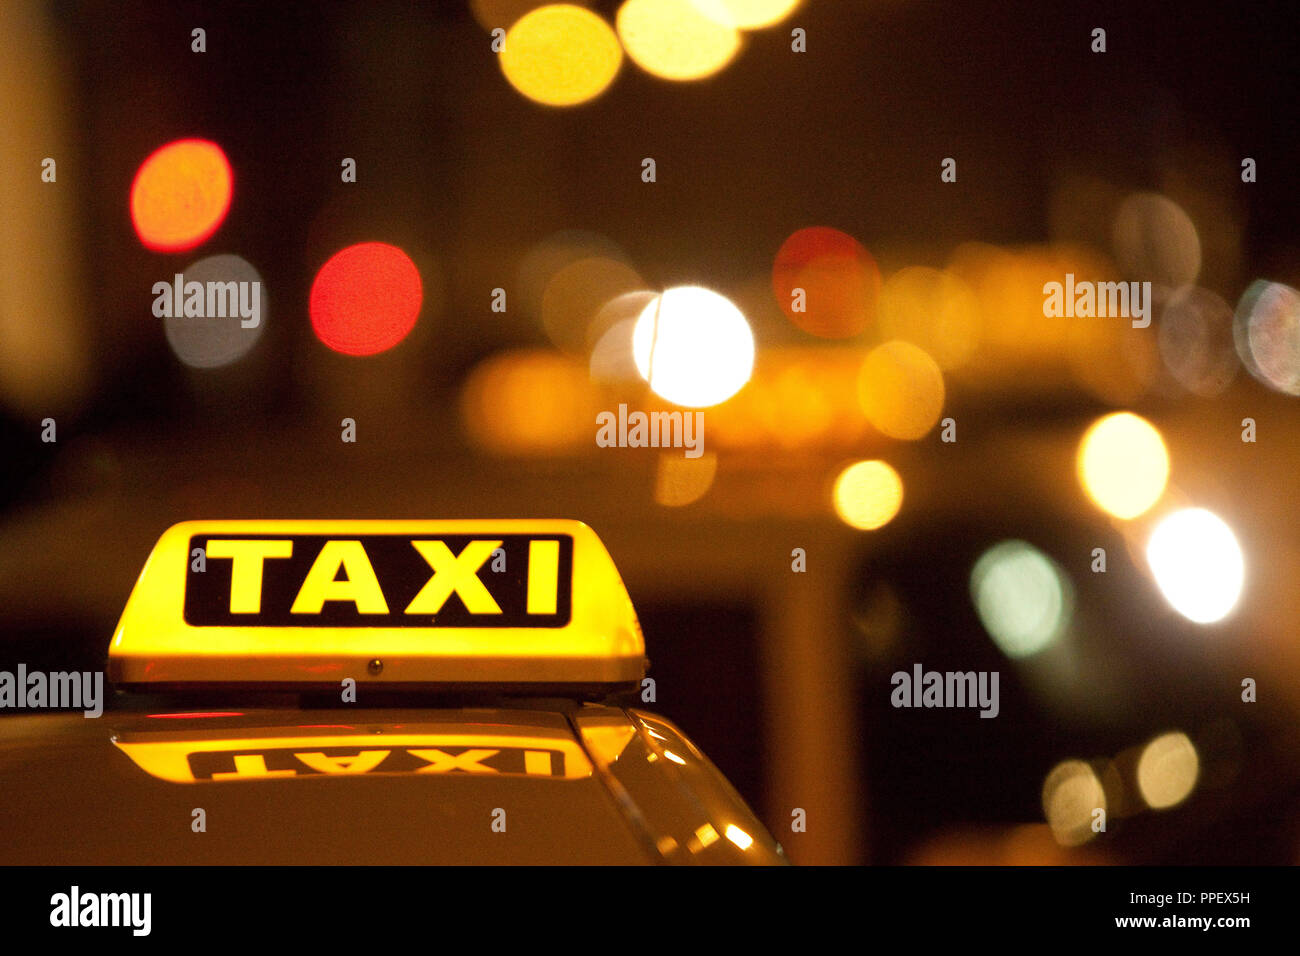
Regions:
[[109, 520, 644, 688]]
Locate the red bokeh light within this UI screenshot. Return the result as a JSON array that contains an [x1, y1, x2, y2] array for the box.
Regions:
[[130, 139, 233, 252], [309, 242, 423, 356], [771, 226, 881, 339]]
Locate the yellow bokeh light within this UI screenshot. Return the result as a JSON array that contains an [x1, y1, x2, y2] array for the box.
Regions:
[[691, 0, 801, 29], [1077, 412, 1169, 520], [1112, 192, 1201, 288], [1136, 732, 1199, 809], [540, 256, 644, 354], [472, 0, 592, 32], [517, 229, 629, 329], [833, 460, 903, 531], [1146, 508, 1245, 624], [632, 286, 755, 408], [857, 340, 945, 440], [878, 266, 981, 370], [617, 0, 741, 82], [462, 351, 595, 452], [654, 451, 718, 507], [1041, 759, 1105, 847], [500, 5, 623, 106]]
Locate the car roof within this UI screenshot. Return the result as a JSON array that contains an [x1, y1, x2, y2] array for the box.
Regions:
[[0, 703, 785, 865]]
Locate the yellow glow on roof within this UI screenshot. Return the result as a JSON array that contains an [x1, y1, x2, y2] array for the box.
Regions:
[[724, 823, 754, 849], [694, 822, 720, 847]]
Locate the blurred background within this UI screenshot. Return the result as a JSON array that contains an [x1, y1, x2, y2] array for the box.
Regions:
[[2, 0, 1299, 864]]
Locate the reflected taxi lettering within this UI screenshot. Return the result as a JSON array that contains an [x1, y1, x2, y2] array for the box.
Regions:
[[112, 732, 594, 782], [195, 746, 563, 780]]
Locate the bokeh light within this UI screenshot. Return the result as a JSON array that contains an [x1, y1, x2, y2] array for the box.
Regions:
[[832, 460, 903, 531], [589, 290, 659, 361], [616, 0, 742, 82], [1041, 759, 1106, 847], [541, 256, 645, 354], [697, 347, 868, 451], [654, 451, 719, 506], [589, 315, 644, 382], [1136, 732, 1199, 809], [309, 242, 423, 356], [499, 4, 623, 106], [1233, 279, 1300, 396], [632, 286, 755, 407], [856, 340, 944, 440], [970, 540, 1072, 658], [130, 139, 233, 252], [161, 254, 265, 369], [1146, 508, 1245, 624], [1076, 412, 1169, 519], [462, 351, 594, 453], [690, 0, 800, 29], [771, 226, 880, 339], [754, 358, 834, 448], [517, 230, 628, 319], [1158, 286, 1238, 397], [1111, 192, 1201, 287], [472, 0, 591, 32], [907, 824, 1108, 866], [877, 266, 981, 369]]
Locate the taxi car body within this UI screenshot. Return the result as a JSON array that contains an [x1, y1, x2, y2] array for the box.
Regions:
[[1, 520, 785, 865]]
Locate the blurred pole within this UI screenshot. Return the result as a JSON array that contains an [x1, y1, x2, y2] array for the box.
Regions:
[[0, 2, 91, 421], [761, 539, 864, 864]]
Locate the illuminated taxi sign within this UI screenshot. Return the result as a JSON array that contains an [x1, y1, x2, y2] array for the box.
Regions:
[[109, 520, 644, 687], [186, 534, 571, 627], [113, 724, 594, 783]]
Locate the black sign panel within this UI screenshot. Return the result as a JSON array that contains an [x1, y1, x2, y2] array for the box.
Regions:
[[184, 534, 573, 628]]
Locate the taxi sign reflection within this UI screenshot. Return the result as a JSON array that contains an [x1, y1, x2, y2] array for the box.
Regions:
[[113, 723, 595, 783]]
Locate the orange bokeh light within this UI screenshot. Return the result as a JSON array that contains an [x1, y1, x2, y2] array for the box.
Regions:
[[309, 242, 423, 356], [771, 226, 880, 338], [130, 139, 233, 252]]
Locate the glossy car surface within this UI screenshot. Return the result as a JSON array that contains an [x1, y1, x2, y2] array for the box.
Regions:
[[0, 701, 785, 865]]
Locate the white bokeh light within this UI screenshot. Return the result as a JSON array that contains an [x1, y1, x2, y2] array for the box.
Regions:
[[1146, 508, 1245, 624], [970, 540, 1072, 658], [162, 254, 265, 369], [632, 286, 755, 407]]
